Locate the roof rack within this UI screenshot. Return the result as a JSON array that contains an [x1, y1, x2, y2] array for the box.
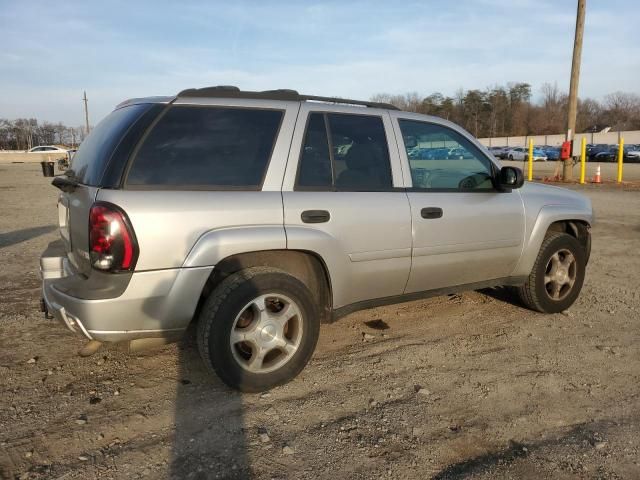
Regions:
[[176, 86, 400, 110]]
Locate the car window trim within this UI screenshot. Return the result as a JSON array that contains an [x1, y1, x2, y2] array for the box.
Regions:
[[122, 104, 286, 191], [323, 113, 337, 186], [406, 187, 497, 193], [293, 110, 397, 193], [292, 113, 333, 190]]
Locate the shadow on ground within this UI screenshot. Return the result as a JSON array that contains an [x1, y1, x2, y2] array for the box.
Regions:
[[431, 418, 624, 479], [171, 330, 250, 479], [477, 286, 524, 309], [0, 225, 57, 249]]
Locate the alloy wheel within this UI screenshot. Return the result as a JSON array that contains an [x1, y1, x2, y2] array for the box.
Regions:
[[544, 248, 577, 301], [229, 293, 303, 374]]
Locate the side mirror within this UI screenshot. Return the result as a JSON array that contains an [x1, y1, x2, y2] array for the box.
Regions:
[[497, 166, 524, 191]]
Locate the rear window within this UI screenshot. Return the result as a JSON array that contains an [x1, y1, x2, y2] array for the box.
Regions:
[[69, 103, 151, 186], [126, 106, 283, 188]]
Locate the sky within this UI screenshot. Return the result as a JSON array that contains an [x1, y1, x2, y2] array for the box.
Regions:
[[1, 0, 639, 126]]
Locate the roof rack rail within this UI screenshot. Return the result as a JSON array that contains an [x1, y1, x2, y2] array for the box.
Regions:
[[176, 86, 400, 110]]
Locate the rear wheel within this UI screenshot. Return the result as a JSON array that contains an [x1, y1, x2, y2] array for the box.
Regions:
[[197, 267, 320, 392], [517, 232, 586, 313]]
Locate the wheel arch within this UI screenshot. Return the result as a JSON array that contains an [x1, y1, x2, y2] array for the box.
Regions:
[[546, 219, 591, 262], [511, 205, 592, 278], [193, 249, 333, 325]]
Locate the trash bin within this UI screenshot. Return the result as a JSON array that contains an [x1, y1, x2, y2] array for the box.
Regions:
[[40, 161, 55, 177]]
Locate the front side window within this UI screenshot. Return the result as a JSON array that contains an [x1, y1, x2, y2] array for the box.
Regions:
[[399, 120, 494, 190], [296, 112, 392, 190], [127, 106, 283, 188]]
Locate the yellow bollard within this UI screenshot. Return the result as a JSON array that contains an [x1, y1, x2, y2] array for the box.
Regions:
[[580, 137, 586, 184], [617, 137, 624, 183], [527, 139, 533, 181]]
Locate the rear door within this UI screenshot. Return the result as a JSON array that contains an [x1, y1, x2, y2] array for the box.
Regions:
[[391, 113, 525, 293], [60, 103, 157, 275], [282, 104, 412, 309]]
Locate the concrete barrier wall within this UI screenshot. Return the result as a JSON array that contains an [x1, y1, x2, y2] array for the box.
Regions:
[[0, 151, 69, 164], [479, 130, 640, 155]]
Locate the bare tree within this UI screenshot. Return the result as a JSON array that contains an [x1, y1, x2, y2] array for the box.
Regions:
[[371, 83, 638, 139], [603, 92, 640, 130]]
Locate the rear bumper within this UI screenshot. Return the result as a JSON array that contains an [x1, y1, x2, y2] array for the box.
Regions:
[[40, 240, 213, 342]]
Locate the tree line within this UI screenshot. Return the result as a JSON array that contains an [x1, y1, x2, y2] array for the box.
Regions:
[[371, 83, 640, 139], [2, 83, 639, 149], [0, 119, 87, 151]]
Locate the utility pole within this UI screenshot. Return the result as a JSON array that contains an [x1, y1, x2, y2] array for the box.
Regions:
[[564, 0, 586, 181], [83, 91, 90, 136]]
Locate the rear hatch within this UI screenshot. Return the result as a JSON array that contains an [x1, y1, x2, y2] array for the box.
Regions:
[[56, 103, 160, 276]]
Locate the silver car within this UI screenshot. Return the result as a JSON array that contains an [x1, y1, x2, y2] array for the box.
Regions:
[[41, 87, 593, 392]]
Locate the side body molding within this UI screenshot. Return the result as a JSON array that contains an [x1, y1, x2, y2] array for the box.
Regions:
[[511, 204, 593, 278], [182, 225, 287, 267]]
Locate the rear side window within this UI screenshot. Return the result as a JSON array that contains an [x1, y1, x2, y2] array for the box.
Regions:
[[297, 113, 332, 188], [296, 112, 392, 191], [126, 106, 283, 188], [69, 103, 152, 186]]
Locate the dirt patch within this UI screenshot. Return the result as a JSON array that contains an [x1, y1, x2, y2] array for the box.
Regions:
[[1, 164, 639, 479]]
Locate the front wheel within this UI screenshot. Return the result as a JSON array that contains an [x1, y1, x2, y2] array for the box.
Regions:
[[197, 267, 320, 392], [517, 232, 586, 313]]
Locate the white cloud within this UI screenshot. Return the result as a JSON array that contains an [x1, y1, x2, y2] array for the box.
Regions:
[[1, 0, 638, 123]]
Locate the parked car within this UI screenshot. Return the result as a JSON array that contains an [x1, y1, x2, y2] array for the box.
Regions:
[[40, 86, 593, 392], [28, 145, 69, 153], [594, 149, 616, 162], [541, 146, 561, 161], [625, 145, 640, 163], [487, 146, 508, 159], [506, 147, 548, 161], [29, 145, 73, 165], [586, 144, 610, 161], [594, 146, 639, 162]]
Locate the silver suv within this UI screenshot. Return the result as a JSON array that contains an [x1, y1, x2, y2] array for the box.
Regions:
[[40, 87, 593, 392]]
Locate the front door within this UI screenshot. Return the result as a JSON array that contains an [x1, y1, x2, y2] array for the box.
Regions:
[[392, 115, 525, 293]]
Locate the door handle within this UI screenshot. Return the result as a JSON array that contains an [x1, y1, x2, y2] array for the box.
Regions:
[[301, 210, 331, 223], [421, 207, 443, 219]]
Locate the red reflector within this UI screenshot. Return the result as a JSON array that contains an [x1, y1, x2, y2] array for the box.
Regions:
[[120, 218, 134, 269], [89, 203, 138, 272]]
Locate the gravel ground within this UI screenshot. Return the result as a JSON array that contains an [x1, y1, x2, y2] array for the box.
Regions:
[[1, 164, 639, 480]]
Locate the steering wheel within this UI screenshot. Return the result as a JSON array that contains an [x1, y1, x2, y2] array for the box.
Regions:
[[458, 174, 479, 189]]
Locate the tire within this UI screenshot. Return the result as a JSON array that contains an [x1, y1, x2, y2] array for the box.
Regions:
[[508, 155, 513, 160], [517, 232, 586, 313], [197, 266, 320, 392]]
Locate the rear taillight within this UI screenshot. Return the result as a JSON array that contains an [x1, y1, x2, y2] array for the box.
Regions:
[[89, 202, 138, 272]]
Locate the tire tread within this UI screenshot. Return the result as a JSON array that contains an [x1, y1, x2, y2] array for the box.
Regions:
[[517, 231, 571, 312], [196, 266, 281, 377]]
